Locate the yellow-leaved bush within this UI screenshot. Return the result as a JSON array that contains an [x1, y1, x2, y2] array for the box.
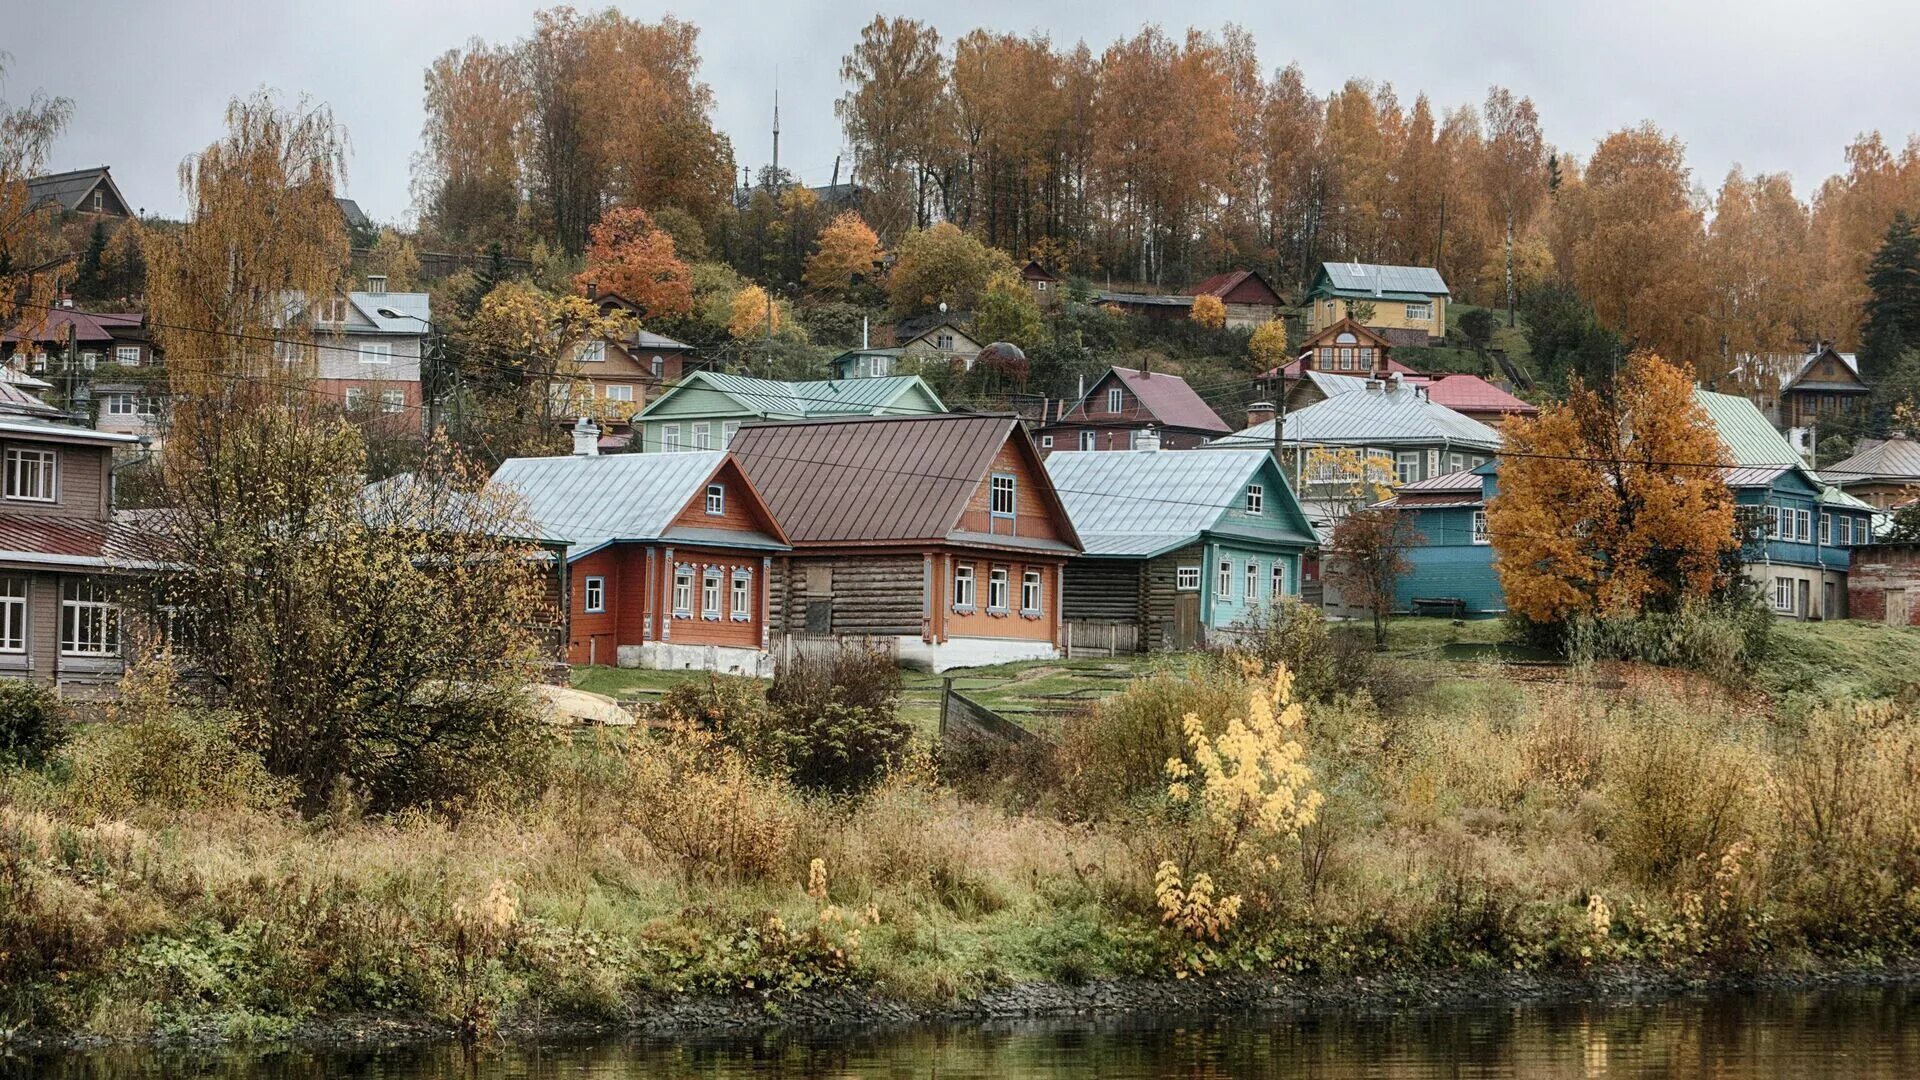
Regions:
[[1155, 663, 1322, 973]]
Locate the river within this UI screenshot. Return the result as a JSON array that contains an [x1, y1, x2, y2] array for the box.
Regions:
[[10, 984, 1920, 1078]]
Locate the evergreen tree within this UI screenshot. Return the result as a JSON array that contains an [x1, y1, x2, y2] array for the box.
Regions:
[[1861, 212, 1920, 379], [462, 241, 509, 319], [70, 222, 109, 303]]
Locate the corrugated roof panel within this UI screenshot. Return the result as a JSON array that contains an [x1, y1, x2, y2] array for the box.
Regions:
[[1318, 263, 1450, 297], [489, 450, 737, 556], [1215, 384, 1502, 451], [689, 372, 941, 418]]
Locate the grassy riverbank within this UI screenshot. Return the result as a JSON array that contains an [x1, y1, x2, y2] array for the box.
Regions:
[[4, 619, 1919, 1045]]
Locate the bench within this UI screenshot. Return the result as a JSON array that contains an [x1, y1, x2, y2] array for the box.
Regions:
[[1410, 597, 1467, 619]]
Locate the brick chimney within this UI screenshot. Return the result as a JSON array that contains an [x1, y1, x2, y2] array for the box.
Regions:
[[1247, 401, 1276, 428]]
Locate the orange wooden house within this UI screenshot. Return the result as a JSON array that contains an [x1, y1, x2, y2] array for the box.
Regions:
[[729, 414, 1083, 671], [490, 428, 790, 674]]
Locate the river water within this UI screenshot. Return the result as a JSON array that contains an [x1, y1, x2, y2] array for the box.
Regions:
[[10, 984, 1920, 1078]]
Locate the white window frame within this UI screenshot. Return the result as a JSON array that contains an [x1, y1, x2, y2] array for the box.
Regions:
[[1395, 451, 1420, 485], [1796, 508, 1812, 543], [1176, 565, 1200, 591], [5, 447, 56, 503], [577, 340, 606, 363], [0, 576, 24, 652], [722, 421, 740, 448], [380, 389, 405, 414], [1218, 558, 1233, 598], [650, 355, 664, 379], [706, 483, 725, 516], [1773, 576, 1795, 613], [1079, 431, 1095, 451], [953, 564, 976, 611], [1406, 302, 1433, 321], [114, 345, 140, 365], [730, 568, 752, 621], [1820, 513, 1831, 545], [344, 387, 366, 410], [358, 341, 393, 365], [990, 473, 1016, 519], [1245, 484, 1264, 514], [104, 393, 141, 416], [1271, 561, 1286, 598], [604, 384, 634, 403], [693, 422, 712, 450], [672, 567, 694, 617], [987, 566, 1011, 613], [60, 578, 118, 657], [583, 575, 605, 613], [1245, 560, 1259, 601], [1472, 510, 1490, 545], [1041, 435, 1053, 449], [1020, 569, 1043, 615], [701, 568, 723, 620], [661, 424, 682, 452], [1839, 516, 1853, 547], [1449, 452, 1464, 473], [1107, 386, 1124, 414]]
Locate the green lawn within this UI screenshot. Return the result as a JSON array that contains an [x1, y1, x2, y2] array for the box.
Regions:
[[1759, 619, 1920, 700]]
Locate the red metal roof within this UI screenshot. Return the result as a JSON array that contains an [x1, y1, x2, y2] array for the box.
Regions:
[[1186, 269, 1282, 306], [1059, 367, 1231, 433], [0, 512, 157, 566], [1424, 374, 1537, 415], [1, 308, 144, 346]]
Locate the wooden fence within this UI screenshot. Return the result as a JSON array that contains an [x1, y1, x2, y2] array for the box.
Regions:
[[770, 632, 898, 670], [1063, 620, 1140, 658], [938, 677, 1044, 749]]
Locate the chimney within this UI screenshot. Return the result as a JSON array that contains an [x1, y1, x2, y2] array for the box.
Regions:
[[1247, 401, 1276, 428], [1386, 371, 1404, 393], [586, 281, 598, 301], [1134, 426, 1161, 451], [366, 274, 387, 296], [1364, 377, 1385, 394], [571, 416, 601, 456]]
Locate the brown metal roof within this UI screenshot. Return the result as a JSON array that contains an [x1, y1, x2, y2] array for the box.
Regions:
[[728, 413, 1076, 548]]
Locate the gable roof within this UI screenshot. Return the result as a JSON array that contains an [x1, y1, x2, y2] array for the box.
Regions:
[[489, 450, 787, 561], [1828, 436, 1920, 485], [1020, 259, 1060, 282], [336, 197, 372, 231], [1187, 269, 1282, 305], [1220, 381, 1501, 452], [1060, 366, 1231, 434], [1310, 262, 1450, 300], [1782, 345, 1869, 394], [729, 413, 1079, 552], [1425, 374, 1538, 415], [26, 166, 129, 214], [1694, 388, 1799, 469], [1044, 448, 1314, 557], [894, 316, 977, 347], [1, 307, 144, 346], [635, 371, 943, 422]]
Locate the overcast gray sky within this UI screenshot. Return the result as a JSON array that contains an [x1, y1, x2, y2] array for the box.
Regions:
[[10, 0, 1919, 224]]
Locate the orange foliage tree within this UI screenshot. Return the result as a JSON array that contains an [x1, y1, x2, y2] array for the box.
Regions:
[[1190, 294, 1227, 329], [1487, 351, 1737, 625], [804, 211, 883, 295], [576, 206, 692, 319]]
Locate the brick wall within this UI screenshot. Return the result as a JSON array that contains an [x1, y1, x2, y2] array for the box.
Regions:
[[1848, 544, 1920, 626]]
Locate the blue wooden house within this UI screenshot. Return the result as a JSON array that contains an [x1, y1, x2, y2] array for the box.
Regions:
[[1377, 389, 1878, 620], [1045, 445, 1317, 650]]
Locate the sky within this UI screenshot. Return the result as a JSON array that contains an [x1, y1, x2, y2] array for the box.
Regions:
[[10, 0, 1920, 225]]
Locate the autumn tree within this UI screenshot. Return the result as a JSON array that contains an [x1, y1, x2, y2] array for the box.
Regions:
[[0, 62, 74, 332], [1705, 169, 1811, 380], [454, 280, 631, 457], [1481, 88, 1547, 326], [1249, 319, 1290, 370], [576, 206, 692, 319], [726, 283, 780, 339], [804, 211, 883, 295], [1190, 293, 1227, 329], [973, 272, 1044, 349], [837, 16, 953, 237], [1488, 351, 1737, 627], [885, 222, 1015, 318], [364, 228, 421, 291], [1324, 508, 1416, 648], [416, 39, 525, 246]]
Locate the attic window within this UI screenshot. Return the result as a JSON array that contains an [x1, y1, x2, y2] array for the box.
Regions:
[[706, 483, 725, 515], [1107, 387, 1124, 413], [91, 189, 103, 211], [990, 474, 1016, 518], [1245, 484, 1264, 514]]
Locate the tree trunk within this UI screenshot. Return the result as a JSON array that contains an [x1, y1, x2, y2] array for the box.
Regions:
[[1504, 208, 1517, 328]]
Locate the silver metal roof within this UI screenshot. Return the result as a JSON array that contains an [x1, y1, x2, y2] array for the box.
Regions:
[[490, 450, 784, 560], [1044, 448, 1309, 557], [1217, 384, 1502, 452], [638, 372, 942, 421], [1317, 262, 1451, 297]]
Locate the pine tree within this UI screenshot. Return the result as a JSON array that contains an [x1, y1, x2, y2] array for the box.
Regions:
[[1861, 211, 1920, 379], [462, 241, 509, 319], [71, 222, 109, 303]]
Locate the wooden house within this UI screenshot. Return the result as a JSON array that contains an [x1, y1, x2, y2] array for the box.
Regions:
[[1186, 269, 1285, 327], [26, 166, 133, 219], [1776, 345, 1870, 431], [547, 291, 700, 435], [631, 371, 944, 453], [489, 435, 791, 674], [1036, 366, 1231, 452], [1825, 434, 1920, 510], [1305, 262, 1450, 344], [1045, 446, 1316, 651], [1019, 260, 1062, 306], [730, 413, 1082, 671]]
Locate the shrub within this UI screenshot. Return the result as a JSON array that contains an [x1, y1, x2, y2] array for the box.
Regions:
[[1528, 597, 1772, 682], [763, 643, 909, 796], [0, 681, 67, 768], [1055, 661, 1252, 817], [1603, 703, 1757, 891], [627, 726, 799, 882], [62, 711, 290, 820]]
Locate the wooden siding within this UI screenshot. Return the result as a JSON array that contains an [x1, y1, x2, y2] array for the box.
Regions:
[[773, 553, 926, 638], [665, 459, 780, 537], [1146, 544, 1204, 648], [0, 441, 111, 520], [1038, 424, 1213, 451], [659, 548, 766, 649], [943, 556, 1058, 642], [1062, 558, 1142, 623], [568, 549, 621, 665], [957, 443, 1069, 543]]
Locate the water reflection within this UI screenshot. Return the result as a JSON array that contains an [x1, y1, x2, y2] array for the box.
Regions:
[[9, 984, 1920, 1079]]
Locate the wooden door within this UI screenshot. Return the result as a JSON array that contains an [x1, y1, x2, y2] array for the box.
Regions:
[[1888, 588, 1910, 627], [1173, 593, 1201, 649]]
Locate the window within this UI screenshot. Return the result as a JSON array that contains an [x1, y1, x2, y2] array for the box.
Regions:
[[358, 342, 393, 365], [722, 421, 739, 448], [706, 483, 725, 515], [1218, 559, 1233, 598], [1041, 435, 1053, 449], [1406, 302, 1433, 321], [1107, 387, 1124, 413], [5, 447, 55, 502], [60, 579, 118, 657], [604, 385, 634, 402], [1035, 279, 1049, 291], [1839, 516, 1854, 547], [1245, 560, 1259, 601], [1820, 513, 1832, 545], [953, 564, 977, 610], [693, 422, 712, 450], [81, 351, 99, 369], [1472, 510, 1490, 544], [578, 340, 606, 362], [672, 567, 693, 616], [987, 567, 1010, 612], [1427, 450, 1441, 476], [1245, 484, 1264, 514], [320, 297, 349, 323], [730, 569, 752, 620], [1449, 452, 1464, 473], [1021, 569, 1043, 615], [702, 568, 722, 619], [114, 345, 140, 365], [0, 576, 24, 652], [1176, 566, 1200, 591], [344, 387, 366, 409], [1358, 347, 1374, 370], [380, 389, 405, 414], [104, 393, 140, 416], [1773, 576, 1795, 613], [1796, 508, 1813, 542], [990, 474, 1016, 518], [1339, 347, 1354, 370], [1764, 504, 1781, 539], [1079, 431, 1095, 451], [662, 424, 681, 452], [936, 332, 956, 350], [1395, 451, 1420, 485], [1271, 562, 1286, 598], [91, 189, 103, 211], [583, 576, 605, 613], [650, 355, 664, 379]]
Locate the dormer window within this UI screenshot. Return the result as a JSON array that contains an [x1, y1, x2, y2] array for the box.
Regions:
[[705, 483, 725, 515], [1245, 484, 1264, 513], [578, 340, 606, 363], [1107, 387, 1124, 413]]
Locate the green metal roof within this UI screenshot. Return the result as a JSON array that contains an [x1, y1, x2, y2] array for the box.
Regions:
[[634, 371, 944, 422], [1693, 389, 1801, 468]]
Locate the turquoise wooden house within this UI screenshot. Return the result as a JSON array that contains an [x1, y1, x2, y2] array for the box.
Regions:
[[628, 372, 944, 453], [1377, 389, 1878, 620], [1045, 445, 1317, 650]]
